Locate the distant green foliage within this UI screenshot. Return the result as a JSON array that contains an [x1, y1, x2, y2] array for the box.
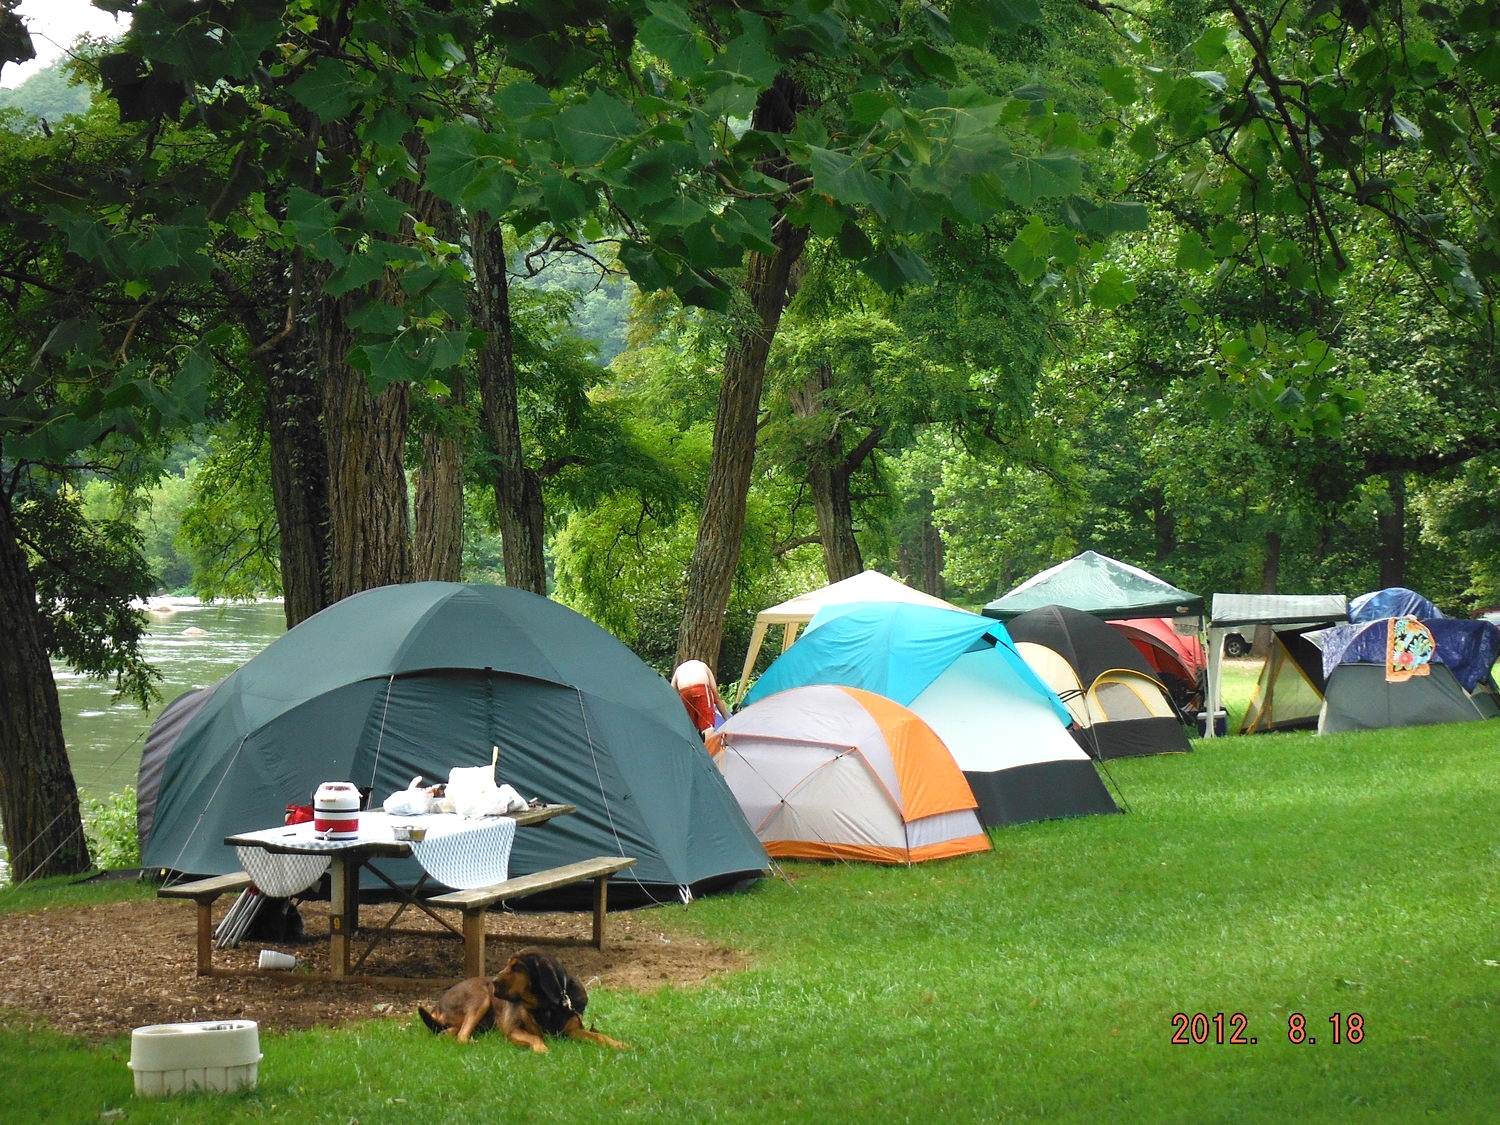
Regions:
[[16, 489, 159, 707], [81, 788, 138, 872], [0, 60, 91, 125]]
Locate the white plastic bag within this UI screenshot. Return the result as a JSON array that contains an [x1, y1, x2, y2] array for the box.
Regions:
[[445, 762, 526, 817], [382, 775, 436, 816]]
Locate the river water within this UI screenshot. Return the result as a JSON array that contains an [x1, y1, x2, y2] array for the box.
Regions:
[[56, 598, 288, 800]]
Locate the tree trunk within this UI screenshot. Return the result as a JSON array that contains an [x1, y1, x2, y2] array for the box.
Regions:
[[1376, 471, 1406, 589], [413, 393, 466, 583], [677, 229, 810, 665], [470, 215, 548, 593], [0, 493, 91, 882], [676, 74, 812, 667], [1254, 529, 1283, 653], [319, 291, 413, 600], [1150, 488, 1177, 561], [899, 492, 946, 599], [809, 456, 863, 581], [262, 339, 332, 628], [790, 362, 864, 581]]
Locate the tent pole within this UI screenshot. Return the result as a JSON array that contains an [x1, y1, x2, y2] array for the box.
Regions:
[[738, 621, 769, 699], [1205, 628, 1226, 739]]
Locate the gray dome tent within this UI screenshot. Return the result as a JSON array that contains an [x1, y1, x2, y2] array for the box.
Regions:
[[138, 583, 768, 901]]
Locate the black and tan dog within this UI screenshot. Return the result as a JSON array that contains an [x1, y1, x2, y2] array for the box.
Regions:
[[417, 948, 629, 1052]]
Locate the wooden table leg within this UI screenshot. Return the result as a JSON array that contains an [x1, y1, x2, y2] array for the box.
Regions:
[[328, 856, 354, 978], [460, 909, 487, 979], [195, 900, 215, 975], [591, 875, 611, 951]]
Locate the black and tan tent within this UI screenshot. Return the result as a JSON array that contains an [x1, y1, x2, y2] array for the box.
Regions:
[[1005, 605, 1192, 759]]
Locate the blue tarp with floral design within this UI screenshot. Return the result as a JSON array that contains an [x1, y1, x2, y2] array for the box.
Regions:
[[1319, 617, 1500, 692]]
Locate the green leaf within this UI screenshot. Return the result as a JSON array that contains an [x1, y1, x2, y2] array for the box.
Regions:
[[995, 151, 1083, 205], [1175, 230, 1215, 271], [618, 240, 676, 293], [325, 252, 389, 298], [1128, 122, 1158, 159], [426, 124, 519, 210], [716, 19, 780, 90], [1088, 265, 1136, 309], [540, 170, 594, 224], [1004, 216, 1056, 283], [555, 91, 641, 167], [1191, 26, 1230, 66], [989, 0, 1044, 31], [679, 217, 742, 269], [639, 0, 709, 79], [701, 74, 761, 122], [671, 264, 733, 312], [172, 348, 212, 422], [949, 1, 993, 47], [342, 191, 409, 238], [809, 148, 891, 218], [288, 57, 366, 120], [1079, 199, 1150, 235], [837, 220, 876, 259], [363, 105, 412, 151], [860, 244, 932, 291], [347, 299, 404, 337], [351, 335, 428, 393], [1099, 65, 1139, 107], [284, 187, 348, 266], [414, 327, 471, 373], [493, 80, 555, 121], [611, 144, 691, 210]]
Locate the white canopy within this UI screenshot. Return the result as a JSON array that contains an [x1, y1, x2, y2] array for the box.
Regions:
[[1204, 592, 1348, 738], [737, 570, 963, 689]]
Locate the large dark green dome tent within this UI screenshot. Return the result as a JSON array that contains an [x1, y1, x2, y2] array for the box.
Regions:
[[137, 583, 768, 903]]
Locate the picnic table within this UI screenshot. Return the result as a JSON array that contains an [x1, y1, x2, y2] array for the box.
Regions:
[[159, 804, 636, 983]]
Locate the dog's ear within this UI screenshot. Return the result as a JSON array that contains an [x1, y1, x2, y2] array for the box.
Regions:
[[524, 950, 587, 1014]]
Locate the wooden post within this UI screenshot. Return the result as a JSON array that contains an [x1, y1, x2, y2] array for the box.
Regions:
[[591, 874, 611, 951], [460, 909, 487, 978], [328, 856, 352, 978]]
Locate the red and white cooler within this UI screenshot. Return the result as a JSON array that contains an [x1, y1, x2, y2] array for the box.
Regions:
[[313, 782, 361, 839]]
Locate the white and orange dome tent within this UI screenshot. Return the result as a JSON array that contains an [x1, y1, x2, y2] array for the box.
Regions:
[[706, 685, 990, 865]]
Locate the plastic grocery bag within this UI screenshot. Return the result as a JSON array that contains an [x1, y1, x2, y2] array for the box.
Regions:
[[382, 776, 438, 816], [444, 751, 526, 816]]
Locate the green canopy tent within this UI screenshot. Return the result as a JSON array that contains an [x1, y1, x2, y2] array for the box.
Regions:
[[138, 583, 768, 903], [982, 551, 1204, 623]]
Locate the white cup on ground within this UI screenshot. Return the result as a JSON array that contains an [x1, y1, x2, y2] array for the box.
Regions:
[[258, 949, 297, 970]]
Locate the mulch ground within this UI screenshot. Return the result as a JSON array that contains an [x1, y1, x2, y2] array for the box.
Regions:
[[0, 892, 747, 1041]]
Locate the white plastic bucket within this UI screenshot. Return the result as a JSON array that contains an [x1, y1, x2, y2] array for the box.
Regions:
[[129, 1020, 262, 1097]]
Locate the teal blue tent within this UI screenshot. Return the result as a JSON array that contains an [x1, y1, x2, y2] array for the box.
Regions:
[[742, 603, 1120, 826], [138, 583, 768, 900]]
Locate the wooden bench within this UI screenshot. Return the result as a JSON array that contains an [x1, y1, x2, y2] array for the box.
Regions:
[[425, 856, 638, 977], [157, 872, 255, 976]]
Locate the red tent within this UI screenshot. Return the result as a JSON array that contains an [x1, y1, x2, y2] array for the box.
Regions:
[[1107, 617, 1205, 714]]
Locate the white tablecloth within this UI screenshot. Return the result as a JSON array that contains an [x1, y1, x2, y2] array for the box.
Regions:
[[232, 811, 515, 891]]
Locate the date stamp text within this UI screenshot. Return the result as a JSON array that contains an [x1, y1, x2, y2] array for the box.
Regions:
[[1170, 1012, 1365, 1045]]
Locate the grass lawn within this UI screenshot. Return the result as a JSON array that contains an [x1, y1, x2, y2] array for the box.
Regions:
[[3, 667, 1497, 1123]]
